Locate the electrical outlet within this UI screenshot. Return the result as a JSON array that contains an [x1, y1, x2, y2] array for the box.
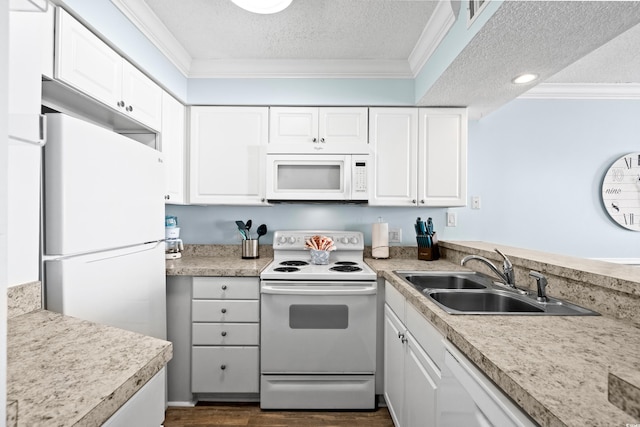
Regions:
[[446, 212, 457, 227], [472, 196, 481, 209], [388, 228, 402, 243]]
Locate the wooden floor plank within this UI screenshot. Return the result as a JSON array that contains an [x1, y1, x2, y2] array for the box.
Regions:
[[164, 403, 395, 427]]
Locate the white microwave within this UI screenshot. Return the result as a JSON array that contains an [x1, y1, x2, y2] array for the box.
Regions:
[[266, 154, 369, 202]]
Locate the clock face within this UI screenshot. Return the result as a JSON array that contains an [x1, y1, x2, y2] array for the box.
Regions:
[[601, 152, 640, 231]]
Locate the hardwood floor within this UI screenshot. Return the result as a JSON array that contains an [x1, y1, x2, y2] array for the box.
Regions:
[[164, 403, 395, 427]]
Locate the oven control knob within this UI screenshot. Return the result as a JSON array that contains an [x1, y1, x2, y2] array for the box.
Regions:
[[350, 237, 359, 244], [341, 237, 349, 244], [288, 237, 296, 244], [278, 236, 287, 244]]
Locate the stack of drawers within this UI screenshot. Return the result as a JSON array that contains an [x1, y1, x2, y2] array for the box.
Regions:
[[191, 277, 260, 394]]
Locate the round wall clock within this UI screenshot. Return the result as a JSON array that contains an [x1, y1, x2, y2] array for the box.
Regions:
[[601, 152, 640, 231]]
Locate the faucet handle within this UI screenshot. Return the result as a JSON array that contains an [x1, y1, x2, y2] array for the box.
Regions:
[[529, 270, 549, 302], [494, 248, 512, 269]]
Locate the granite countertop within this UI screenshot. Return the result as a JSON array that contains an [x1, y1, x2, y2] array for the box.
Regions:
[[166, 244, 272, 276], [367, 256, 640, 427], [7, 310, 172, 426], [166, 255, 272, 276]]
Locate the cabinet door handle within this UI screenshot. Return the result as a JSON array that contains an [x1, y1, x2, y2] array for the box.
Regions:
[[411, 199, 416, 204], [221, 331, 227, 337], [220, 365, 226, 370], [320, 138, 325, 143], [126, 105, 133, 112], [312, 137, 317, 143], [398, 332, 407, 343], [117, 100, 125, 108], [221, 285, 228, 290], [420, 199, 425, 204], [221, 308, 227, 314]]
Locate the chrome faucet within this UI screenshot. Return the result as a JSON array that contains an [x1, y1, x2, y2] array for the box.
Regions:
[[461, 248, 520, 291]]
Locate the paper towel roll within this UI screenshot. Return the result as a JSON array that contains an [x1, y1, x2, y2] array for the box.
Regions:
[[372, 222, 389, 259]]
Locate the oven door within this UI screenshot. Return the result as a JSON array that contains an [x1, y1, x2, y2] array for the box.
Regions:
[[260, 281, 377, 374]]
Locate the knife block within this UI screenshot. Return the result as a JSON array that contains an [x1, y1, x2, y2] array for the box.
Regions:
[[417, 233, 440, 261]]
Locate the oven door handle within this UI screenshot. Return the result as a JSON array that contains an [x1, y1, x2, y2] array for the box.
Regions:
[[261, 284, 376, 296]]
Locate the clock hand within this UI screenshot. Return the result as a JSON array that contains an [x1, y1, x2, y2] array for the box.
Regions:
[[611, 202, 620, 212]]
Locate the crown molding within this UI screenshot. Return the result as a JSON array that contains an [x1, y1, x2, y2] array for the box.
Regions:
[[407, 0, 455, 76], [520, 83, 640, 99], [110, 0, 191, 77], [188, 59, 414, 79]]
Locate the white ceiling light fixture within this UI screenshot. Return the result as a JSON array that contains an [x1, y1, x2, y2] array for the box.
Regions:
[[512, 73, 539, 84], [231, 0, 293, 15]]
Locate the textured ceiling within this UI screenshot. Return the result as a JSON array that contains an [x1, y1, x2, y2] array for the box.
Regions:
[[420, 1, 640, 117], [145, 0, 437, 60], [115, 0, 640, 117]]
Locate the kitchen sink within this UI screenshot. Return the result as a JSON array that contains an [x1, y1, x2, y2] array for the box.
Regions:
[[395, 271, 490, 291], [393, 271, 599, 316], [429, 290, 543, 313]]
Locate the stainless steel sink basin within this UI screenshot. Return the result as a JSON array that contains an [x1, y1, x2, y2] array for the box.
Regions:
[[395, 271, 490, 291], [429, 291, 543, 313], [393, 271, 599, 316]]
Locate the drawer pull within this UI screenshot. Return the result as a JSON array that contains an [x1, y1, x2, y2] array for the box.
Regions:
[[221, 331, 227, 337], [221, 285, 228, 290], [221, 308, 227, 314], [220, 365, 226, 370]]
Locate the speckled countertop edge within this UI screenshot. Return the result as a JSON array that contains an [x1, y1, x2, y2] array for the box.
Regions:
[[443, 241, 640, 296], [369, 257, 640, 427], [7, 310, 173, 427]]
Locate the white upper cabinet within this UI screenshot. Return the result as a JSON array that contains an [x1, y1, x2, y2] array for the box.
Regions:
[[189, 106, 269, 205], [161, 92, 186, 204], [55, 8, 162, 130], [418, 108, 468, 207], [369, 107, 467, 207], [269, 107, 368, 153], [368, 108, 419, 206], [121, 61, 163, 130]]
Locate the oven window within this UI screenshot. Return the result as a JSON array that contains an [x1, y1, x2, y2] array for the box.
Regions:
[[277, 165, 342, 190], [289, 304, 348, 329]]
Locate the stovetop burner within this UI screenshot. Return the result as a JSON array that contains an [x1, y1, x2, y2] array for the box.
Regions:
[[334, 261, 358, 266], [274, 267, 300, 273], [330, 265, 363, 273], [280, 260, 309, 266]]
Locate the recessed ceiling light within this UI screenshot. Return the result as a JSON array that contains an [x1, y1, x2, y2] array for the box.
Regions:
[[231, 0, 293, 14], [512, 73, 539, 85]]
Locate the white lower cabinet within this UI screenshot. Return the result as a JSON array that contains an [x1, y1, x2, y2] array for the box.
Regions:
[[191, 277, 260, 395], [384, 281, 537, 427], [384, 283, 442, 427]]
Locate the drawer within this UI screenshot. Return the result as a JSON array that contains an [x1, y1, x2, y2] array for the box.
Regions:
[[406, 302, 444, 371], [192, 346, 259, 393], [385, 281, 405, 322], [192, 300, 259, 322], [193, 277, 259, 299], [192, 323, 259, 346]]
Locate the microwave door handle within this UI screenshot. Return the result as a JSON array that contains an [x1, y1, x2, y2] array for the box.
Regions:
[[261, 284, 376, 296], [344, 161, 352, 199]]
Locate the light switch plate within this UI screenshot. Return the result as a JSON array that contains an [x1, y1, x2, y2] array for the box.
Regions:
[[446, 212, 457, 227], [389, 228, 402, 243]]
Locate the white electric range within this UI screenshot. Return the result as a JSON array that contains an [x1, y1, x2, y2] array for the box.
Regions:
[[260, 230, 377, 410]]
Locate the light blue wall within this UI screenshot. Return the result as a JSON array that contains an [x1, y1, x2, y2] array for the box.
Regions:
[[188, 78, 415, 106], [168, 98, 640, 259]]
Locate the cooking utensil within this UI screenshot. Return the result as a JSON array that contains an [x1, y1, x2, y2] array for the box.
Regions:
[[257, 224, 267, 241], [235, 220, 247, 239], [245, 219, 252, 239]]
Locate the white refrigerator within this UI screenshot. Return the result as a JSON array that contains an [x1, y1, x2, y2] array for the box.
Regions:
[[44, 113, 167, 340]]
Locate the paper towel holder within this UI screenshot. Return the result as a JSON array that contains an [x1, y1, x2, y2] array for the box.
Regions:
[[372, 217, 389, 259]]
